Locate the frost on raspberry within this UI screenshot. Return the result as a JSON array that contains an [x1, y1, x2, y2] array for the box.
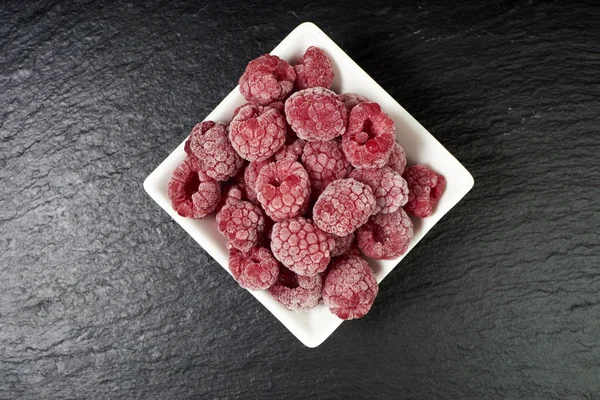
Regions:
[[342, 102, 395, 169], [301, 140, 352, 198], [271, 217, 334, 276], [239, 54, 296, 105], [386, 141, 407, 175], [284, 87, 347, 142], [323, 254, 378, 320], [269, 266, 323, 312], [356, 208, 413, 260], [185, 121, 243, 181], [313, 178, 376, 237], [255, 159, 311, 222], [330, 232, 355, 257], [229, 104, 286, 162], [228, 247, 279, 291], [293, 46, 335, 90], [216, 200, 265, 253], [403, 164, 446, 218], [167, 159, 220, 219], [350, 167, 408, 215], [217, 183, 244, 211], [273, 137, 306, 162], [340, 93, 369, 114], [243, 160, 270, 204]]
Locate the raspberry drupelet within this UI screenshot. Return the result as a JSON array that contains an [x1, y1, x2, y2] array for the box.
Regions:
[[356, 208, 414, 260], [350, 166, 409, 215], [339, 93, 369, 114], [269, 266, 324, 312], [167, 159, 220, 219], [342, 102, 395, 169], [313, 178, 376, 237], [402, 164, 446, 218], [228, 247, 279, 291], [386, 141, 407, 175], [293, 46, 335, 90], [239, 54, 296, 105], [229, 104, 286, 162], [271, 217, 334, 276], [255, 159, 311, 222], [216, 200, 265, 253], [323, 254, 379, 320], [301, 140, 352, 198]]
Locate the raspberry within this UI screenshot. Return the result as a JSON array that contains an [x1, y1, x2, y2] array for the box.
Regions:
[[271, 217, 334, 276], [255, 159, 311, 222], [216, 200, 265, 253], [243, 160, 270, 204], [340, 93, 369, 114], [217, 183, 245, 210], [269, 266, 323, 312], [293, 46, 334, 90], [239, 54, 296, 105], [273, 138, 306, 162], [285, 87, 347, 142], [313, 178, 376, 236], [349, 167, 408, 215], [167, 159, 220, 219], [386, 142, 407, 175], [342, 102, 395, 169], [301, 140, 352, 198], [228, 247, 279, 291], [185, 121, 243, 181], [229, 104, 286, 162], [323, 254, 378, 320], [330, 232, 355, 257], [356, 208, 414, 259], [403, 164, 446, 217]]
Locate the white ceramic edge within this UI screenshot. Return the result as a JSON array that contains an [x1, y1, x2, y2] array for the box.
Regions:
[[143, 22, 474, 348]]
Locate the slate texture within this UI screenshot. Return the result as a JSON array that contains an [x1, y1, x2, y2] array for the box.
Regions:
[[1, 1, 599, 399]]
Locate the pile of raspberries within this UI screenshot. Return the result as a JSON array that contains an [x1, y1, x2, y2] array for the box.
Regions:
[[167, 47, 446, 320]]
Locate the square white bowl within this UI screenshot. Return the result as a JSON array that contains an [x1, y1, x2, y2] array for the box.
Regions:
[[143, 22, 474, 348]]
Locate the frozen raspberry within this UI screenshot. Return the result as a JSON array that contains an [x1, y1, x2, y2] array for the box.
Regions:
[[229, 104, 286, 162], [243, 160, 270, 204], [350, 167, 408, 215], [285, 87, 347, 142], [228, 247, 279, 291], [323, 254, 378, 320], [293, 46, 335, 90], [255, 159, 311, 222], [274, 138, 306, 162], [301, 140, 352, 198], [330, 233, 355, 257], [167, 159, 220, 219], [216, 200, 265, 253], [217, 183, 245, 210], [239, 54, 296, 105], [185, 121, 243, 181], [267, 101, 285, 113], [342, 102, 395, 169], [313, 178, 376, 236], [340, 93, 369, 114], [356, 208, 414, 259], [386, 142, 407, 175], [269, 266, 323, 312], [403, 164, 446, 218], [271, 217, 334, 276]]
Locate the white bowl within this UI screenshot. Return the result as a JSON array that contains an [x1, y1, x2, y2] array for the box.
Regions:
[[143, 22, 474, 348]]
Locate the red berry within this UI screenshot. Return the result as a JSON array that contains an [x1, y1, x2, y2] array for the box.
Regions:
[[285, 87, 347, 142], [313, 178, 376, 236], [228, 247, 279, 291], [293, 46, 334, 90], [339, 93, 369, 114], [342, 102, 395, 169], [167, 159, 220, 219], [217, 183, 245, 211], [255, 159, 311, 222], [271, 217, 334, 276], [349, 167, 408, 215], [216, 200, 265, 253], [356, 208, 413, 260], [229, 104, 286, 162], [323, 254, 378, 320], [239, 54, 296, 105], [243, 160, 270, 204], [269, 266, 323, 312], [273, 137, 306, 162], [402, 164, 446, 218], [386, 142, 407, 175], [301, 140, 352, 198], [330, 232, 355, 257]]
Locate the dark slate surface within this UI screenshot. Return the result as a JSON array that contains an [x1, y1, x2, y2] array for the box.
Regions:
[[1, 1, 599, 398]]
